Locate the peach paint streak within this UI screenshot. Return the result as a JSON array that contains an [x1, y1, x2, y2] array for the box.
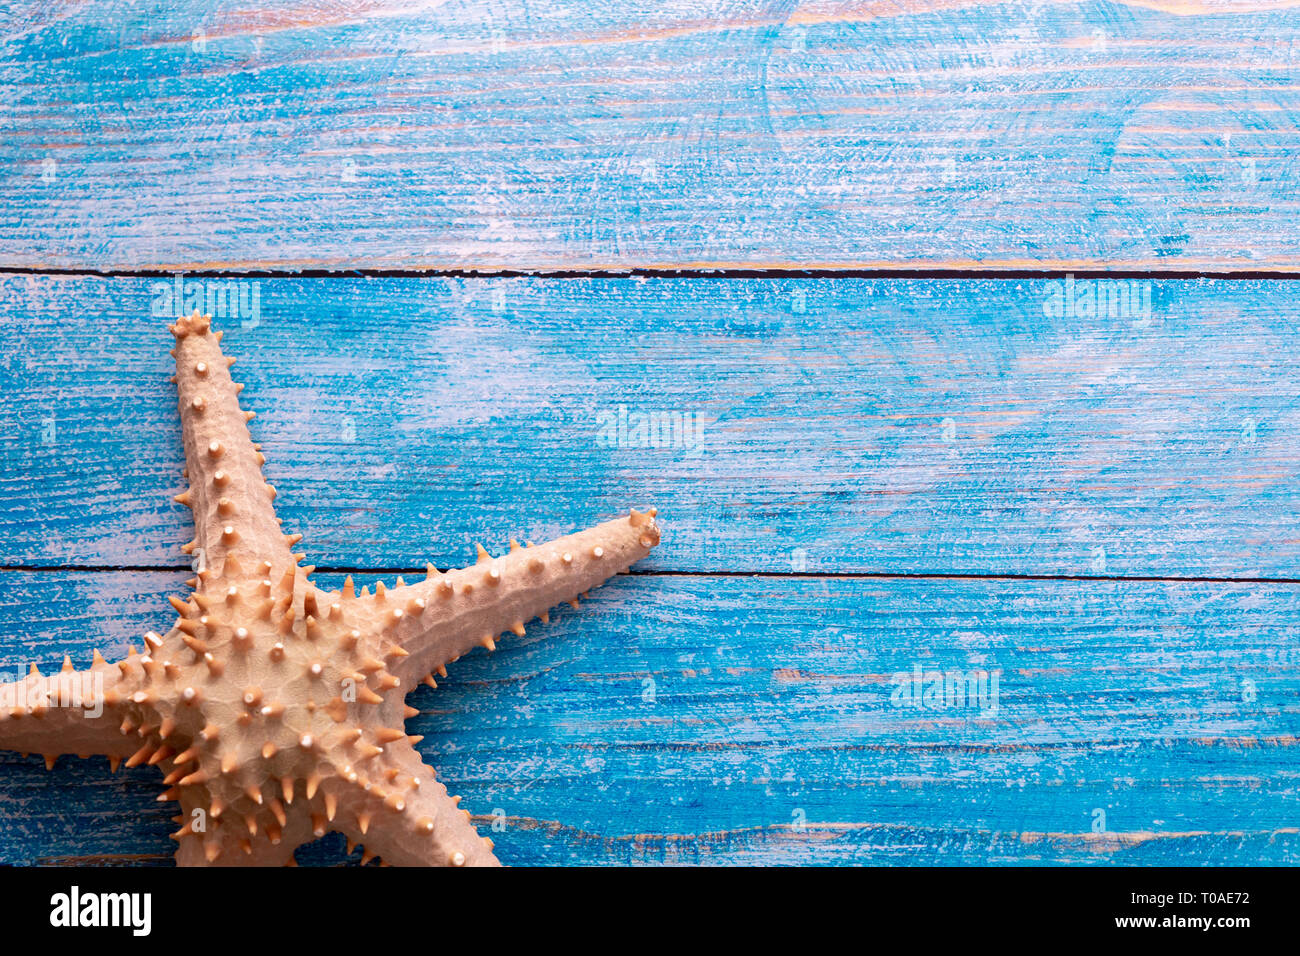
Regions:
[[790, 0, 1300, 24]]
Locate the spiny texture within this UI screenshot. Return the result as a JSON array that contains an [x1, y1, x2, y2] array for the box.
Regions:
[[0, 311, 661, 866]]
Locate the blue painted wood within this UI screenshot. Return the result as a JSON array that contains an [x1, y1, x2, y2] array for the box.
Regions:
[[0, 569, 1296, 865], [3, 1, 1300, 871], [3, 272, 1299, 577], [2, 1, 1300, 270]]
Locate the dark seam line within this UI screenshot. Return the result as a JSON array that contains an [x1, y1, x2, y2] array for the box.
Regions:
[[2, 564, 1298, 585], [3, 266, 1300, 281]]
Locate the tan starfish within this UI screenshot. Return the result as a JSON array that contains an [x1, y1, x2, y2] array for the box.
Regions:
[[0, 311, 661, 866]]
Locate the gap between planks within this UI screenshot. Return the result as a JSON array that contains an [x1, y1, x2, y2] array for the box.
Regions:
[[5, 565, 1300, 586], [9, 266, 1300, 281]]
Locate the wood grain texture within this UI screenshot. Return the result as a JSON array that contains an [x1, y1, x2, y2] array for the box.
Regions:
[[0, 568, 1295, 866], [4, 1, 1300, 271], [3, 272, 1298, 576]]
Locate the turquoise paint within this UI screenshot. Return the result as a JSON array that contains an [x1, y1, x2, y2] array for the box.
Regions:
[[2, 2, 1299, 269], [1, 1, 1298, 868], [2, 273, 1297, 577], [0, 570, 1295, 865]]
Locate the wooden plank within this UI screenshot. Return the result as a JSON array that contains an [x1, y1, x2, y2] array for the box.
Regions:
[[4, 1, 1300, 271], [0, 568, 1296, 866], [3, 272, 1299, 577]]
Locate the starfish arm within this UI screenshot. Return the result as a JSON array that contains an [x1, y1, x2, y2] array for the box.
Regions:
[[6, 310, 668, 867], [168, 311, 298, 587], [0, 660, 135, 766], [359, 511, 662, 687], [331, 740, 500, 866], [172, 786, 312, 867]]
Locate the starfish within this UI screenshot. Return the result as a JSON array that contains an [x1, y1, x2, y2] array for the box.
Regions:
[[0, 311, 661, 866]]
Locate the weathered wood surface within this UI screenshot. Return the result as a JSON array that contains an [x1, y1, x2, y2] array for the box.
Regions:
[[3, 0, 1300, 871], [4, 1, 1300, 271], [0, 569, 1296, 866], [3, 272, 1299, 577]]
